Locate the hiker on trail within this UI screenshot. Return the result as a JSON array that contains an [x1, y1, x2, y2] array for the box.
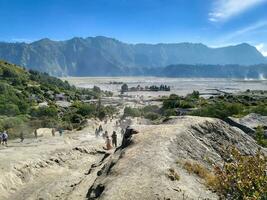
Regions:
[[99, 125, 103, 132], [95, 128, 99, 137], [120, 128, 125, 138], [20, 131, 24, 143], [52, 128, 56, 137], [104, 136, 112, 150], [2, 131, 8, 146], [103, 131, 108, 139], [59, 128, 64, 136], [0, 131, 3, 144], [111, 131, 117, 148], [34, 129, 38, 139]]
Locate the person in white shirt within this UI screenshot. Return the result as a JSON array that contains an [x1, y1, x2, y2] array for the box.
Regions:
[[2, 131, 8, 146]]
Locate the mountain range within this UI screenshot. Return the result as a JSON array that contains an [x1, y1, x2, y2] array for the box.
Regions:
[[0, 36, 266, 77]]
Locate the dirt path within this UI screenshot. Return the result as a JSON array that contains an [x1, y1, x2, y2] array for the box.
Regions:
[[0, 118, 123, 200]]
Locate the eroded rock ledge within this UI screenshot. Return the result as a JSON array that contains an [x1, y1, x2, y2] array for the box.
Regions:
[[87, 116, 262, 200]]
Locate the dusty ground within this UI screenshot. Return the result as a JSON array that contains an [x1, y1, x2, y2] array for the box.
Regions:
[[88, 116, 260, 200], [0, 119, 122, 200], [0, 94, 264, 200]]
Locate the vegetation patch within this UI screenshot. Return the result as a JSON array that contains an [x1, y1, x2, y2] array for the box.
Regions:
[[167, 168, 180, 181], [214, 148, 267, 200], [181, 148, 267, 199], [123, 105, 161, 121], [161, 91, 267, 119], [182, 161, 218, 189], [0, 60, 116, 138], [255, 126, 267, 147]]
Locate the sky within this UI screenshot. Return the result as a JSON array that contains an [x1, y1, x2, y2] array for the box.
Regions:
[[0, 0, 267, 55]]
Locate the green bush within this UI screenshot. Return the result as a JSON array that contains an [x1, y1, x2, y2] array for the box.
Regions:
[[163, 108, 177, 117], [0, 115, 29, 138], [214, 148, 267, 199], [191, 102, 245, 119], [75, 102, 97, 117], [250, 104, 267, 116], [255, 126, 267, 147], [179, 100, 194, 109], [31, 106, 58, 118], [144, 112, 160, 120], [123, 107, 141, 118], [142, 105, 159, 113], [163, 94, 181, 109], [0, 104, 20, 116]]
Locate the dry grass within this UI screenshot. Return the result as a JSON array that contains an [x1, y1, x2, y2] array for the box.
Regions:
[[183, 161, 219, 190], [182, 148, 267, 199], [167, 168, 180, 181]]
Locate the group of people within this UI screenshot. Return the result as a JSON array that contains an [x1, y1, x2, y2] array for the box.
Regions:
[[95, 125, 121, 150], [0, 131, 8, 146], [19, 128, 64, 144]]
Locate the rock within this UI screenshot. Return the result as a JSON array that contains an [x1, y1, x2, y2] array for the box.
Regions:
[[86, 116, 262, 200], [234, 113, 267, 129], [227, 113, 267, 138]]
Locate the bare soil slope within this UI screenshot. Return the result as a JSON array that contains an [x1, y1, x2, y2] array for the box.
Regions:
[[87, 116, 260, 200]]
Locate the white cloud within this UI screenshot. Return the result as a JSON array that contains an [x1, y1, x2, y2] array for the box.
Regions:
[[223, 20, 267, 41], [209, 0, 267, 22], [217, 20, 267, 44], [256, 43, 267, 56]]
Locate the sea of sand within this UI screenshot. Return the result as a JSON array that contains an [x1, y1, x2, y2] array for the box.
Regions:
[[63, 77, 267, 96]]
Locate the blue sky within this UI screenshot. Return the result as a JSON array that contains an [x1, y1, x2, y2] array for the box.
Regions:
[[0, 0, 267, 55]]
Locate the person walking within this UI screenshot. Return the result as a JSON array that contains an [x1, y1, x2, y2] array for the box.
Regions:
[[99, 125, 103, 132], [0, 131, 3, 145], [105, 136, 112, 150], [20, 131, 24, 143], [59, 128, 64, 136], [111, 131, 117, 148], [95, 128, 99, 137], [2, 131, 8, 146], [120, 128, 125, 138], [34, 129, 38, 139], [52, 128, 56, 137], [103, 131, 108, 139]]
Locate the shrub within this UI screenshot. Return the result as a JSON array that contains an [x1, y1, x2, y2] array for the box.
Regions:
[[164, 108, 177, 117], [214, 148, 267, 199], [31, 105, 58, 118], [167, 168, 180, 181], [0, 115, 29, 138], [183, 161, 218, 189], [255, 126, 267, 147], [93, 86, 101, 93], [190, 102, 245, 119], [179, 100, 194, 109], [142, 105, 159, 113], [250, 104, 267, 116], [70, 113, 84, 124], [188, 90, 200, 99], [123, 107, 141, 118], [76, 103, 96, 117], [121, 83, 128, 93], [144, 112, 160, 120], [163, 94, 181, 109]]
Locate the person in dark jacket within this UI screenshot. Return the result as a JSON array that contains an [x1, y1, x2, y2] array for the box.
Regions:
[[111, 131, 117, 148]]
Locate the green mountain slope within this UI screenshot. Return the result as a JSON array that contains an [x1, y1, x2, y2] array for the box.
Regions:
[[0, 60, 114, 138]]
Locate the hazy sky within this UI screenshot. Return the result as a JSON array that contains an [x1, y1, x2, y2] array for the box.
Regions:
[[0, 0, 267, 55]]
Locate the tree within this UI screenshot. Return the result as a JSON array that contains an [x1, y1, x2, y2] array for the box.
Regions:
[[121, 83, 128, 94]]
